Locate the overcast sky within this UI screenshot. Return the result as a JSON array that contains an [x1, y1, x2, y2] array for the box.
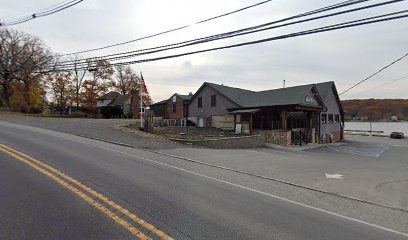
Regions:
[[2, 0, 407, 101]]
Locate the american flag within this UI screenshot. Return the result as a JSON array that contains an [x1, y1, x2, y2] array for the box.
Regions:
[[140, 71, 149, 96]]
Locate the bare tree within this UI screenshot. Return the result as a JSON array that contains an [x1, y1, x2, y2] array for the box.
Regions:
[[71, 55, 90, 107], [114, 65, 139, 95], [48, 72, 73, 115], [0, 28, 52, 110]]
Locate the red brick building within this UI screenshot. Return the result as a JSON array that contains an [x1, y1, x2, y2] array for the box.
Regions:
[[150, 93, 192, 119]]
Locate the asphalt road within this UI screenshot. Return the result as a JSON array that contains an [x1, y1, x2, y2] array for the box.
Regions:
[[0, 121, 407, 240]]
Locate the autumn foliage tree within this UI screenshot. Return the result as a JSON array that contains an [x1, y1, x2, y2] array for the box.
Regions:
[[0, 28, 52, 112], [48, 72, 74, 115], [80, 59, 114, 113], [113, 66, 153, 106]]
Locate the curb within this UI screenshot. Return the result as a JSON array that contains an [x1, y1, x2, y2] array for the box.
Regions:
[[69, 133, 408, 214]]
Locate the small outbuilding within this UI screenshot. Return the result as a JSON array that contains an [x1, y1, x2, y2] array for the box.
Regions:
[[150, 93, 193, 119]]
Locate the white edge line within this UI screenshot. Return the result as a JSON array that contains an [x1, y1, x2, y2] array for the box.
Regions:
[[2, 121, 408, 238], [94, 144, 408, 238]]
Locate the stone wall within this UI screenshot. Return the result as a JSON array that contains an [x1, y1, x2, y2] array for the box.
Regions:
[[255, 130, 292, 146], [171, 135, 265, 149]]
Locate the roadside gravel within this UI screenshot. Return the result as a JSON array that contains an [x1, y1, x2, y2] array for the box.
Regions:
[[0, 115, 185, 150]]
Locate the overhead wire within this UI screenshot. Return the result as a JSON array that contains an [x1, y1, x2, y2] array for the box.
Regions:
[[55, 0, 374, 65], [53, 0, 405, 70], [339, 52, 408, 95], [0, 0, 84, 27], [50, 10, 408, 72], [60, 0, 275, 56], [347, 74, 408, 98]]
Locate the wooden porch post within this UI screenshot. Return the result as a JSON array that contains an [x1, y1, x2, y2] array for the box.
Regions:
[[281, 110, 288, 130], [249, 113, 253, 131]]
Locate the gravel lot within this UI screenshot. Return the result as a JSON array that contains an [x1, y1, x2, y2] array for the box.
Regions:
[[0, 115, 184, 150]]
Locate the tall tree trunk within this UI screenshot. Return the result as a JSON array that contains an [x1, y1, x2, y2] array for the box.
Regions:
[[23, 82, 31, 113], [76, 88, 80, 108], [1, 82, 11, 110]]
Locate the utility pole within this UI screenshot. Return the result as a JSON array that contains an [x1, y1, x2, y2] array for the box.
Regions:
[[140, 76, 143, 129]]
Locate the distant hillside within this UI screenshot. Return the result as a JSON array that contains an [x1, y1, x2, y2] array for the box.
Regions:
[[341, 99, 408, 121]]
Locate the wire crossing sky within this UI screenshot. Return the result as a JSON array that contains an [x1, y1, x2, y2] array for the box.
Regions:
[[340, 52, 408, 95], [61, 0, 274, 56], [52, 0, 406, 70], [0, 0, 84, 27], [2, 0, 408, 100]]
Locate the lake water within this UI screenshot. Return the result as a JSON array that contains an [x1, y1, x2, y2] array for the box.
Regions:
[[345, 121, 408, 135]]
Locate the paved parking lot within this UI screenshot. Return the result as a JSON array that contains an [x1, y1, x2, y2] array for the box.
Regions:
[[1, 115, 407, 210], [162, 135, 408, 210], [321, 140, 389, 157]]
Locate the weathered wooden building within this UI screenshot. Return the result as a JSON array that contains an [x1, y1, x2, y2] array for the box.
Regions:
[[188, 82, 344, 144]]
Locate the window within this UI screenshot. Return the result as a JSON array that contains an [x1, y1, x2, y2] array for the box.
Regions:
[[335, 114, 340, 123], [173, 103, 176, 113], [198, 97, 202, 108], [211, 94, 216, 107], [328, 114, 334, 123], [321, 114, 327, 124]]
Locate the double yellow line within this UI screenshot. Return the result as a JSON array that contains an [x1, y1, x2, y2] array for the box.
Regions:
[[0, 144, 173, 240]]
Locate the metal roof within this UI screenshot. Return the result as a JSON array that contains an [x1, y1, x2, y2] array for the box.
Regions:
[[203, 82, 325, 109], [204, 82, 255, 106], [239, 84, 321, 108]]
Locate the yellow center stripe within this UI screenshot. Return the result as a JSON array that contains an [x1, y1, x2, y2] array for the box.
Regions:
[[0, 144, 174, 240]]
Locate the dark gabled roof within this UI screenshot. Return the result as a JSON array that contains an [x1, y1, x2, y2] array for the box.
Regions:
[[152, 93, 193, 106], [98, 91, 121, 100], [314, 81, 334, 101], [110, 94, 131, 106], [314, 81, 344, 114], [239, 84, 323, 108], [175, 93, 193, 101], [151, 99, 167, 106], [190, 82, 254, 106], [190, 81, 348, 111]]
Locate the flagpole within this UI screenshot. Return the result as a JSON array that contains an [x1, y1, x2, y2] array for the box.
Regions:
[[140, 73, 143, 129]]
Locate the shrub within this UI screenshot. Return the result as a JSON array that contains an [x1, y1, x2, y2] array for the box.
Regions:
[[100, 106, 123, 118], [70, 112, 87, 118]]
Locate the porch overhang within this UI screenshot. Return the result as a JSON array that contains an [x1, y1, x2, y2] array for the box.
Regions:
[[228, 109, 261, 114]]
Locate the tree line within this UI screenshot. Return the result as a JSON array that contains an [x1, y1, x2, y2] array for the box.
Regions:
[[0, 28, 152, 116], [342, 99, 408, 121]]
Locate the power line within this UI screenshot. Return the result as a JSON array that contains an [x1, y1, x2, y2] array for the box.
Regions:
[[50, 10, 408, 72], [60, 0, 275, 56], [347, 74, 408, 97], [56, 0, 372, 65], [0, 0, 84, 27], [53, 0, 405, 69], [339, 52, 408, 95]]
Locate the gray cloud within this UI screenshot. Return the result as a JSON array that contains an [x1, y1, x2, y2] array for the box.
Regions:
[[2, 0, 407, 101]]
